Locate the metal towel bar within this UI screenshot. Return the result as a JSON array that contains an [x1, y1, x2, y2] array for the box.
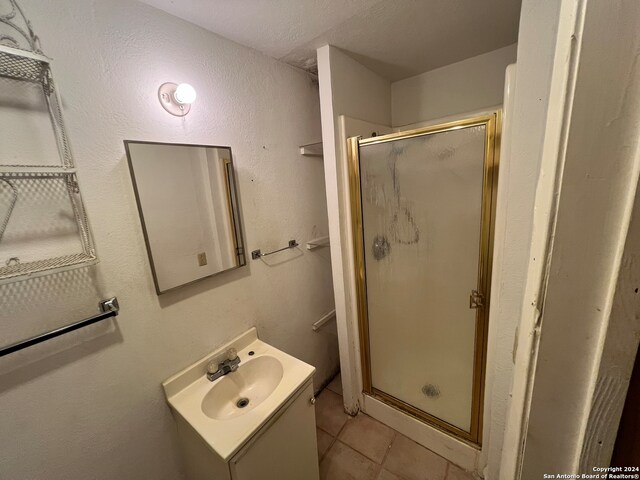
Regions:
[[312, 309, 336, 332], [0, 297, 120, 357], [251, 239, 298, 260]]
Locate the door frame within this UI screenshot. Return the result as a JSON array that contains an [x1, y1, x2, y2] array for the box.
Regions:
[[347, 112, 501, 444], [500, 0, 640, 475]]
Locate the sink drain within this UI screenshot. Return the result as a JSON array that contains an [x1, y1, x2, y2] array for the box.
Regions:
[[236, 398, 249, 408]]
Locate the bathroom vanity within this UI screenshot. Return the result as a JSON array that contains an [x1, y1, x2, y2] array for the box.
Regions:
[[162, 328, 319, 480]]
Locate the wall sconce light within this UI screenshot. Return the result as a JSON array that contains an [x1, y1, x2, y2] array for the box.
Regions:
[[158, 82, 197, 116]]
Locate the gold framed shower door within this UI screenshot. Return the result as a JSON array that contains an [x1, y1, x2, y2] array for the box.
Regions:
[[347, 112, 501, 445]]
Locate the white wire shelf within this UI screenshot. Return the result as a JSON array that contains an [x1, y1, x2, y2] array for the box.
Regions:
[[0, 33, 97, 283], [0, 170, 97, 283], [0, 165, 77, 174]]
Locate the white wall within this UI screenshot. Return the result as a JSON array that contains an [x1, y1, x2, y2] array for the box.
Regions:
[[0, 1, 338, 479], [381, 22, 566, 477], [317, 45, 391, 412], [320, 47, 392, 127], [318, 42, 525, 473], [511, 0, 640, 474], [391, 44, 517, 127], [484, 0, 565, 478]]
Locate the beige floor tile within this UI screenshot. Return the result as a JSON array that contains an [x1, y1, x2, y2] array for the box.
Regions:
[[383, 435, 448, 480], [316, 389, 349, 436], [320, 441, 380, 480], [446, 464, 475, 480], [328, 373, 343, 395], [377, 469, 404, 480], [317, 428, 334, 460], [339, 414, 395, 463]]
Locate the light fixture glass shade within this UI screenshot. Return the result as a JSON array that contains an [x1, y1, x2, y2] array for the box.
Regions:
[[174, 83, 197, 104]]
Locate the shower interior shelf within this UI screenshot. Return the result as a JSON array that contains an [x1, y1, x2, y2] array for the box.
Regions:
[[0, 41, 97, 284]]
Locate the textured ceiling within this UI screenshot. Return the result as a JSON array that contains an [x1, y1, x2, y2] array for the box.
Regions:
[[137, 0, 521, 81]]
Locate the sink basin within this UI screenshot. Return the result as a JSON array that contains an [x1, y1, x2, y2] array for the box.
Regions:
[[201, 355, 284, 420], [162, 328, 316, 461]]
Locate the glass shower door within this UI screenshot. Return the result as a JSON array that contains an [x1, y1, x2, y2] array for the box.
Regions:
[[349, 115, 498, 443]]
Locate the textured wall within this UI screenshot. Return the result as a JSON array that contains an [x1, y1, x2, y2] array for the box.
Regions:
[[317, 45, 391, 412], [391, 44, 517, 127], [520, 0, 640, 473], [0, 1, 338, 479], [318, 44, 517, 471], [483, 1, 563, 477]]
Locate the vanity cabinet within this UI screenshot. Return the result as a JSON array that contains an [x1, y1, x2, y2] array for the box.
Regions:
[[229, 382, 319, 480], [164, 330, 319, 480], [173, 380, 319, 480]]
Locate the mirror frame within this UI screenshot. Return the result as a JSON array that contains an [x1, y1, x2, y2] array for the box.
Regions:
[[124, 140, 246, 294]]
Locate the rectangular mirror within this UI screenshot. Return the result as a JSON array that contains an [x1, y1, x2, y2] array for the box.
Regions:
[[125, 141, 245, 294]]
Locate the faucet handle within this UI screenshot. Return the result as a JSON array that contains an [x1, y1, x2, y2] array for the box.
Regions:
[[227, 348, 238, 361], [206, 360, 218, 374]]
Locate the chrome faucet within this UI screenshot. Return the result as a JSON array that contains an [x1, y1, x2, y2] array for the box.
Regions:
[[206, 348, 241, 382]]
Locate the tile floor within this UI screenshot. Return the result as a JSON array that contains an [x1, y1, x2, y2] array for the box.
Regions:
[[316, 374, 475, 480]]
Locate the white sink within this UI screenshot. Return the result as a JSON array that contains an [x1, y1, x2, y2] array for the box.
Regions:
[[162, 328, 315, 461], [201, 355, 284, 420]]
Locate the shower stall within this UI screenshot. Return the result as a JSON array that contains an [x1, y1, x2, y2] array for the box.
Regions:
[[347, 113, 500, 444]]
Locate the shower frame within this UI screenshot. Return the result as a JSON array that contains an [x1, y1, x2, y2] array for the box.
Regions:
[[347, 112, 501, 445]]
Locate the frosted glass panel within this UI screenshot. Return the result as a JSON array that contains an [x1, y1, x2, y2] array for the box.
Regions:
[[360, 125, 486, 432]]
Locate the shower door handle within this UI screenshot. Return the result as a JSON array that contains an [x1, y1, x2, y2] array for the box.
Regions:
[[469, 290, 485, 309]]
